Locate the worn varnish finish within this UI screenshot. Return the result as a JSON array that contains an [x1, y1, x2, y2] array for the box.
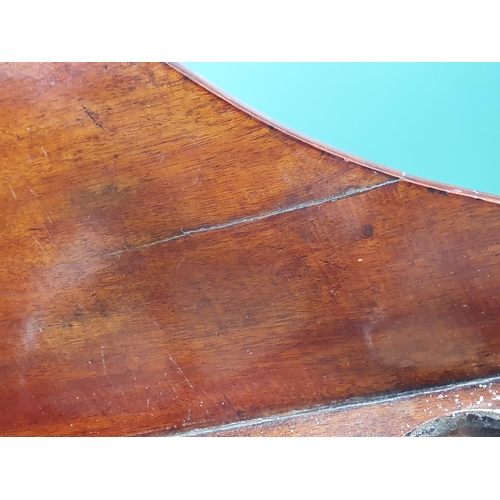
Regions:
[[0, 63, 499, 436]]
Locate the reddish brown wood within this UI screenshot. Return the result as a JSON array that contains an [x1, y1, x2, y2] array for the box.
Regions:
[[179, 378, 500, 436], [0, 63, 499, 436]]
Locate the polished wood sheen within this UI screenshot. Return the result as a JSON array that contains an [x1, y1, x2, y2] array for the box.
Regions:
[[0, 63, 499, 436]]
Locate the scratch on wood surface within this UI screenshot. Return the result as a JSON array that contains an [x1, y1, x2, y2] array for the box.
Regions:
[[101, 346, 114, 389], [9, 185, 16, 200], [101, 347, 108, 375], [108, 178, 400, 256], [170, 356, 195, 390], [78, 303, 89, 314], [41, 146, 48, 156], [32, 235, 48, 257], [363, 325, 375, 353], [154, 321, 195, 390]]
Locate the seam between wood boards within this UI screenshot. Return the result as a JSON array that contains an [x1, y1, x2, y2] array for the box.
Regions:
[[108, 177, 400, 256]]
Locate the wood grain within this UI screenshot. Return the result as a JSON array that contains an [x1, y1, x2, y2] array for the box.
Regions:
[[186, 377, 500, 437], [0, 63, 499, 436]]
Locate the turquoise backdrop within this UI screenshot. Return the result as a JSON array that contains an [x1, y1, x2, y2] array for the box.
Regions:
[[184, 63, 500, 196]]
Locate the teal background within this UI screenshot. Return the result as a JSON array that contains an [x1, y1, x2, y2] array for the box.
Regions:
[[184, 63, 500, 196]]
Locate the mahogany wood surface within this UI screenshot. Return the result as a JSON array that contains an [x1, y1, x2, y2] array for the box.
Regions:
[[182, 377, 500, 437], [0, 63, 499, 436]]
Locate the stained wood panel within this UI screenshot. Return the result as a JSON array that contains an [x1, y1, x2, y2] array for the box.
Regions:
[[0, 63, 499, 436]]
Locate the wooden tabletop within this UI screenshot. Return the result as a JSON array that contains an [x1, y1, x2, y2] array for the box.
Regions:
[[1, 63, 499, 436]]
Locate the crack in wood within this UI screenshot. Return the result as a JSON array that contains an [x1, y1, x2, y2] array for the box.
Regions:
[[108, 178, 400, 256]]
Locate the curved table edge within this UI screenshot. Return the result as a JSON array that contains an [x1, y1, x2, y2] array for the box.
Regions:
[[167, 62, 500, 205]]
